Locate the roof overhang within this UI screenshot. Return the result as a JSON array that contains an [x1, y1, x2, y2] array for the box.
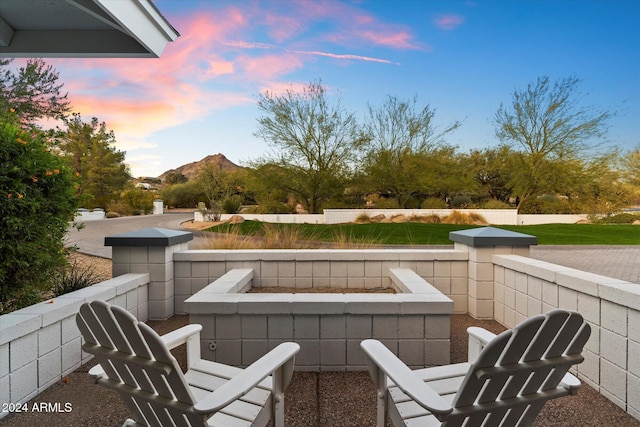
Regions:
[[0, 0, 179, 58]]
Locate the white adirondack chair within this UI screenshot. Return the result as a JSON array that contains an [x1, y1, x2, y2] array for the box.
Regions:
[[76, 300, 299, 427], [361, 309, 591, 427]]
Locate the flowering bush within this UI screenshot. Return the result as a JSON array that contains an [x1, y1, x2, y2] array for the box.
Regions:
[[0, 112, 77, 312]]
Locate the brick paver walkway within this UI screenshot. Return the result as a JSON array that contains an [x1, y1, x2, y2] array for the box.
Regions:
[[530, 245, 640, 284]]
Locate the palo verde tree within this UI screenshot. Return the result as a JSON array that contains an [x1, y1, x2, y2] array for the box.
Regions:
[[253, 80, 368, 213], [59, 113, 130, 209], [0, 58, 70, 124], [494, 76, 615, 211], [361, 95, 462, 207]]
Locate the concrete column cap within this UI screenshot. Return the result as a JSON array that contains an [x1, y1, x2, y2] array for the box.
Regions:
[[105, 227, 193, 247], [449, 226, 537, 247]]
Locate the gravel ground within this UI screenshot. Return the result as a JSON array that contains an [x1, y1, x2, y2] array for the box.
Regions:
[[3, 254, 637, 426]]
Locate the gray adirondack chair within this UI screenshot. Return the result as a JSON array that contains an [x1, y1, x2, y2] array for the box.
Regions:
[[361, 309, 591, 427], [76, 300, 299, 427]]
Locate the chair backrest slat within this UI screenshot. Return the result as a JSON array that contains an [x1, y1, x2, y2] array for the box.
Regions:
[[139, 322, 196, 404], [76, 300, 197, 422], [448, 310, 590, 426]]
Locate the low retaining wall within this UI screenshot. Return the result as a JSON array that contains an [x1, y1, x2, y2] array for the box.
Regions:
[[324, 209, 519, 224], [173, 249, 469, 316], [493, 255, 640, 419], [185, 268, 453, 371], [0, 273, 150, 419], [195, 210, 593, 226]]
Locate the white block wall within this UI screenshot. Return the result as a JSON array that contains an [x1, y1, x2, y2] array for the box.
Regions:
[[324, 209, 519, 225], [173, 249, 469, 315], [493, 255, 640, 420], [0, 273, 150, 420], [186, 267, 453, 371]]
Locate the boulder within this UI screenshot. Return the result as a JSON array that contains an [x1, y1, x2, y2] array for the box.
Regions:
[[229, 215, 245, 224], [370, 214, 386, 223]]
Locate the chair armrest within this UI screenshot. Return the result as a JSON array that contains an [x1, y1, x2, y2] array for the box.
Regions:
[[560, 372, 582, 395], [159, 324, 202, 350], [467, 327, 497, 362], [193, 342, 300, 415], [88, 364, 105, 380], [87, 324, 203, 381], [360, 339, 452, 417]]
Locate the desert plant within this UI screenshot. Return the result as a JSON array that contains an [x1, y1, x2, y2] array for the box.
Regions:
[[259, 223, 320, 249], [222, 194, 243, 214], [408, 214, 442, 223], [331, 228, 381, 248], [195, 230, 259, 249], [443, 210, 488, 225], [450, 195, 472, 209], [52, 260, 101, 296], [478, 198, 513, 209], [421, 197, 448, 209], [354, 212, 372, 223], [595, 213, 639, 224]]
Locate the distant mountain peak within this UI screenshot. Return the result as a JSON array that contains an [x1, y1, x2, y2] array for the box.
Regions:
[[159, 153, 242, 180]]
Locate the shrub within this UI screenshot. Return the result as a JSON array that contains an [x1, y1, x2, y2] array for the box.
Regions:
[[375, 197, 400, 209], [595, 213, 639, 224], [421, 197, 448, 209], [443, 210, 488, 225], [478, 198, 513, 209], [450, 195, 472, 209], [119, 187, 155, 215], [52, 260, 101, 296], [222, 195, 243, 214], [0, 114, 77, 311], [409, 214, 441, 223], [355, 212, 371, 223]]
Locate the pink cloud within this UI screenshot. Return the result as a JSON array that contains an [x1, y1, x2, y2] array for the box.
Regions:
[[239, 53, 305, 82], [434, 14, 464, 30], [42, 1, 426, 172], [292, 49, 398, 65]]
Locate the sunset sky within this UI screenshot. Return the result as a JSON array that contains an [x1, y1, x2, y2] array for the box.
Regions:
[[32, 0, 640, 177]]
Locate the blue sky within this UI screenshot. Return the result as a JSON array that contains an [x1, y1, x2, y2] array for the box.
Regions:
[[43, 0, 640, 177]]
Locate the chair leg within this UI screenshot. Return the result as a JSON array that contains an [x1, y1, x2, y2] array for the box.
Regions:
[[272, 366, 285, 427], [375, 366, 388, 427]]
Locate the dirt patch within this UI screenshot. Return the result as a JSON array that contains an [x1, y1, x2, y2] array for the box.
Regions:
[[180, 220, 224, 230], [249, 286, 395, 294], [67, 251, 112, 281]]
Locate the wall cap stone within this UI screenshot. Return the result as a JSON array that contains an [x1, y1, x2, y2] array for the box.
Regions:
[[105, 227, 193, 247], [450, 226, 537, 247]]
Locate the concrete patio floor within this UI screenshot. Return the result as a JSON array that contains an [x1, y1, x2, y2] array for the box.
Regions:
[[2, 314, 638, 427]]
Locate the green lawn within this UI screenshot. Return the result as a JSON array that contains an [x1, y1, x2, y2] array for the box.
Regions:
[[205, 221, 640, 245]]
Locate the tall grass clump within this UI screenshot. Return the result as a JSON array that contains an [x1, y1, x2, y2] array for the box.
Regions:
[[408, 214, 442, 223], [443, 210, 488, 225], [196, 230, 259, 249], [52, 261, 102, 297], [354, 212, 372, 223]]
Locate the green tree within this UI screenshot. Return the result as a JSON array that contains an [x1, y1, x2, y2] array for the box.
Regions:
[[164, 172, 188, 185], [0, 112, 77, 312], [59, 113, 130, 209], [466, 146, 515, 204], [494, 76, 614, 211], [160, 180, 206, 208], [196, 164, 245, 219], [0, 58, 70, 124], [253, 80, 368, 213], [361, 95, 462, 207], [620, 145, 640, 205]]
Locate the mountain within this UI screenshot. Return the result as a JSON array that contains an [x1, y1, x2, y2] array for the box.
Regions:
[[158, 154, 243, 181]]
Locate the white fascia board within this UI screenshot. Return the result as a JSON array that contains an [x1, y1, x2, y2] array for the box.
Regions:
[[92, 0, 179, 57]]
